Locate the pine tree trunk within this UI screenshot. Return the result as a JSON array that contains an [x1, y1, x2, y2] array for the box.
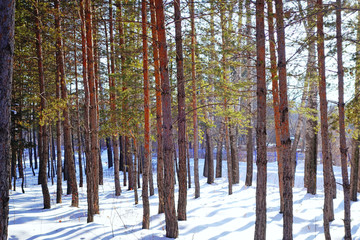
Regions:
[[35, 1, 51, 210], [304, 0, 317, 195], [74, 45, 84, 188], [267, 0, 284, 212], [216, 124, 224, 178], [55, 0, 78, 207], [142, 0, 150, 228], [351, 3, 360, 200], [149, 0, 164, 214], [245, 122, 253, 186], [229, 124, 238, 184], [106, 137, 113, 168], [109, 0, 121, 197], [220, 1, 232, 196], [0, 1, 14, 237], [189, 0, 200, 199], [254, 0, 267, 237], [80, 0, 94, 222], [133, 139, 139, 205], [155, 0, 179, 237], [336, 1, 351, 237], [275, 0, 293, 238], [174, 0, 187, 221], [317, 0, 334, 237]]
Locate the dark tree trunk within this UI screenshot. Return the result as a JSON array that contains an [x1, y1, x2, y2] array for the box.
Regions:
[[133, 139, 139, 205], [220, 2, 232, 196], [35, 1, 51, 210], [351, 137, 359, 198], [317, 0, 334, 237], [85, 0, 100, 216], [106, 137, 113, 168], [229, 124, 239, 184], [189, 0, 200, 199], [109, 0, 121, 196], [350, 2, 360, 200], [155, 0, 179, 237], [80, 0, 94, 222], [245, 123, 253, 186], [206, 126, 214, 184], [304, 0, 317, 195], [0, 0, 14, 237], [74, 44, 83, 188], [186, 134, 191, 188], [216, 125, 224, 178], [174, 0, 187, 221], [254, 0, 267, 238], [126, 137, 133, 190], [55, 0, 78, 207], [336, 1, 352, 237], [142, 0, 150, 229]]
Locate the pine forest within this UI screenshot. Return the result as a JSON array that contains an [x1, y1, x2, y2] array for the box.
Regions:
[[2, 0, 360, 239]]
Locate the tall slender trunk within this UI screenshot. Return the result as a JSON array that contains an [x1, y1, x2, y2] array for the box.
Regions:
[[350, 0, 360, 200], [336, 1, 351, 238], [74, 32, 84, 188], [268, 0, 283, 212], [149, 0, 164, 213], [174, 0, 187, 221], [35, 1, 51, 209], [0, 0, 14, 237], [275, 0, 293, 238], [109, 0, 121, 197], [304, 0, 318, 195], [254, 0, 267, 237], [220, 1, 232, 195], [317, 0, 334, 238], [80, 0, 94, 222], [142, 0, 150, 229], [155, 0, 179, 237], [189, 0, 200, 199], [55, 0, 79, 207], [85, 0, 99, 215]]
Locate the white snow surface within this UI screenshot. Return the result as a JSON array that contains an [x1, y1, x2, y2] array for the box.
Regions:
[[8, 151, 360, 240]]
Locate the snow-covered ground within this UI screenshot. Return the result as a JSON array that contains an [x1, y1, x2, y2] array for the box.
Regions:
[[8, 151, 360, 239]]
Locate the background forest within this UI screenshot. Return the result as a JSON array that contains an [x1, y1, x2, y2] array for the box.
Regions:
[[1, 0, 360, 239]]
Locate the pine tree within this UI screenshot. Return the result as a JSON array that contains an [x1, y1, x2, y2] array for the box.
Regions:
[[254, 0, 267, 237], [0, 0, 15, 237], [155, 0, 179, 237]]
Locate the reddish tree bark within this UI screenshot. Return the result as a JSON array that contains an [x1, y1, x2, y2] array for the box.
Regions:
[[149, 0, 164, 214], [155, 0, 179, 237], [275, 0, 293, 238], [254, 0, 267, 238], [55, 0, 79, 208], [35, 1, 51, 210], [336, 1, 351, 238], [317, 0, 334, 238], [267, 0, 284, 213]]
